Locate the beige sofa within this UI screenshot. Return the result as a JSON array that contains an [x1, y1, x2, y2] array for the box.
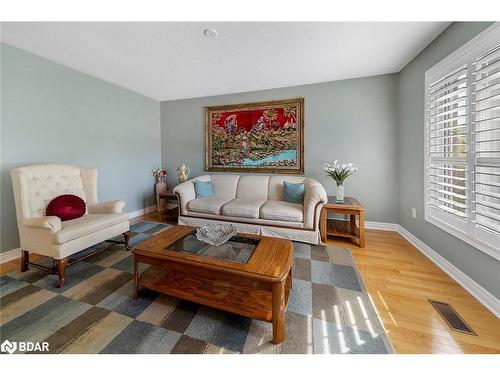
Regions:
[[173, 174, 327, 244], [11, 164, 130, 287]]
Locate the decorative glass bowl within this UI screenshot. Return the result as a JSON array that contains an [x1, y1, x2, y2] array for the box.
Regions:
[[196, 224, 237, 246]]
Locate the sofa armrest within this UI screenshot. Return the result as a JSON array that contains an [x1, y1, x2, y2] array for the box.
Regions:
[[173, 180, 196, 215], [22, 216, 62, 233], [88, 200, 126, 214], [303, 178, 328, 229]]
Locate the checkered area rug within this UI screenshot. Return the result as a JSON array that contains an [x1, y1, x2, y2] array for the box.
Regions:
[[0, 221, 393, 354]]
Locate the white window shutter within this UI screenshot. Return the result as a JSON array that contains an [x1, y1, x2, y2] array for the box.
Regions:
[[473, 45, 500, 240], [426, 67, 469, 229], [424, 23, 500, 260]]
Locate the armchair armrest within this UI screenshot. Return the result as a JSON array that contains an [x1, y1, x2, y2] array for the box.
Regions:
[[22, 216, 62, 233], [88, 200, 126, 214], [303, 178, 328, 229], [173, 180, 196, 215]]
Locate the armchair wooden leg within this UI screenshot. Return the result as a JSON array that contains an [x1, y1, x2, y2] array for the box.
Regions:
[[54, 257, 69, 288], [123, 230, 132, 251], [21, 250, 29, 272]]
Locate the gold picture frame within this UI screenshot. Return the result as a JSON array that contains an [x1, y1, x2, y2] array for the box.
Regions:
[[205, 98, 304, 174]]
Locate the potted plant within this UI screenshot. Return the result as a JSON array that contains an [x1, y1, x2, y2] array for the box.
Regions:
[[323, 161, 358, 202]]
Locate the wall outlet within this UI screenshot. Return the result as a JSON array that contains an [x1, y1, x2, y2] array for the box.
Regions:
[[411, 208, 417, 219]]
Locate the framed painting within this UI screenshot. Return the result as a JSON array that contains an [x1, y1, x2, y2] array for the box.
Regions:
[[205, 98, 304, 174]]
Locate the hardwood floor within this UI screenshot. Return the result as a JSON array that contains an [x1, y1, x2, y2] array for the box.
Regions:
[[2, 212, 499, 353], [332, 229, 500, 354]]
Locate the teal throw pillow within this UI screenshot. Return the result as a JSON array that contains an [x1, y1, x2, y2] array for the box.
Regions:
[[283, 181, 304, 204], [194, 181, 214, 198]]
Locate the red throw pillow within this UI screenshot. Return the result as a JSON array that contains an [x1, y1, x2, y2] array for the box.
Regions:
[[46, 194, 86, 221]]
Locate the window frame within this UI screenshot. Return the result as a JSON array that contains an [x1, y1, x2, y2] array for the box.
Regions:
[[424, 22, 500, 261]]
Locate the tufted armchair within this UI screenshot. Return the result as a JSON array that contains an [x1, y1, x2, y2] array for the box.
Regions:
[[11, 164, 131, 287]]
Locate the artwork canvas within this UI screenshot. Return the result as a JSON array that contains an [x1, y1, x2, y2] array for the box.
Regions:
[[205, 98, 304, 174]]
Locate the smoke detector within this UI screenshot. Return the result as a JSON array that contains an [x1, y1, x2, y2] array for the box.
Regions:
[[203, 29, 218, 38]]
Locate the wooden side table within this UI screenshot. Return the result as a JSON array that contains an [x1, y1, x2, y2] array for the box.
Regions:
[[320, 197, 365, 247], [158, 191, 179, 222]]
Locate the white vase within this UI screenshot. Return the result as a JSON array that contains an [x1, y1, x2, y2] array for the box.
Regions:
[[335, 185, 345, 202]]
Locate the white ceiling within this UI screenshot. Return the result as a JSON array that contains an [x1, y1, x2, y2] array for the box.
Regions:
[[1, 22, 450, 101]]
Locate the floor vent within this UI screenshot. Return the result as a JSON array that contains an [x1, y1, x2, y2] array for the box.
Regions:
[[429, 300, 477, 336]]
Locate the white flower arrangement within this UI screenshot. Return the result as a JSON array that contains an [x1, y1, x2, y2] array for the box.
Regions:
[[323, 160, 359, 186]]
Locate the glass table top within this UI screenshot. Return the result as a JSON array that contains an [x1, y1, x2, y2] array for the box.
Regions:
[[165, 231, 259, 264]]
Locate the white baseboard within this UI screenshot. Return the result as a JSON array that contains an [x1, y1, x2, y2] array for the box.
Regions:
[[0, 247, 21, 264], [128, 205, 157, 219], [365, 221, 400, 231], [398, 226, 500, 318]]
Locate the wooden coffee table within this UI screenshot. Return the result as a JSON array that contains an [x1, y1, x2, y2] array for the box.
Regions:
[[131, 225, 293, 344]]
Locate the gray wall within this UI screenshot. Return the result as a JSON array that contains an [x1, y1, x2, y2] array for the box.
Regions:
[[1, 43, 161, 253], [398, 22, 500, 299], [161, 74, 400, 223]]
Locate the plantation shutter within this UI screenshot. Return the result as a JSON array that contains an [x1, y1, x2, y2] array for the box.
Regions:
[[426, 67, 469, 230], [473, 44, 500, 242], [424, 23, 500, 259]]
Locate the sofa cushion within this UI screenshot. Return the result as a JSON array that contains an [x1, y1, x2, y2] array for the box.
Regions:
[[20, 164, 87, 218], [187, 197, 230, 215], [46, 194, 86, 221], [283, 181, 305, 203], [53, 213, 129, 244], [221, 199, 266, 219], [236, 175, 269, 200], [268, 176, 305, 201], [194, 181, 214, 198], [260, 200, 303, 222], [211, 174, 240, 199]]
